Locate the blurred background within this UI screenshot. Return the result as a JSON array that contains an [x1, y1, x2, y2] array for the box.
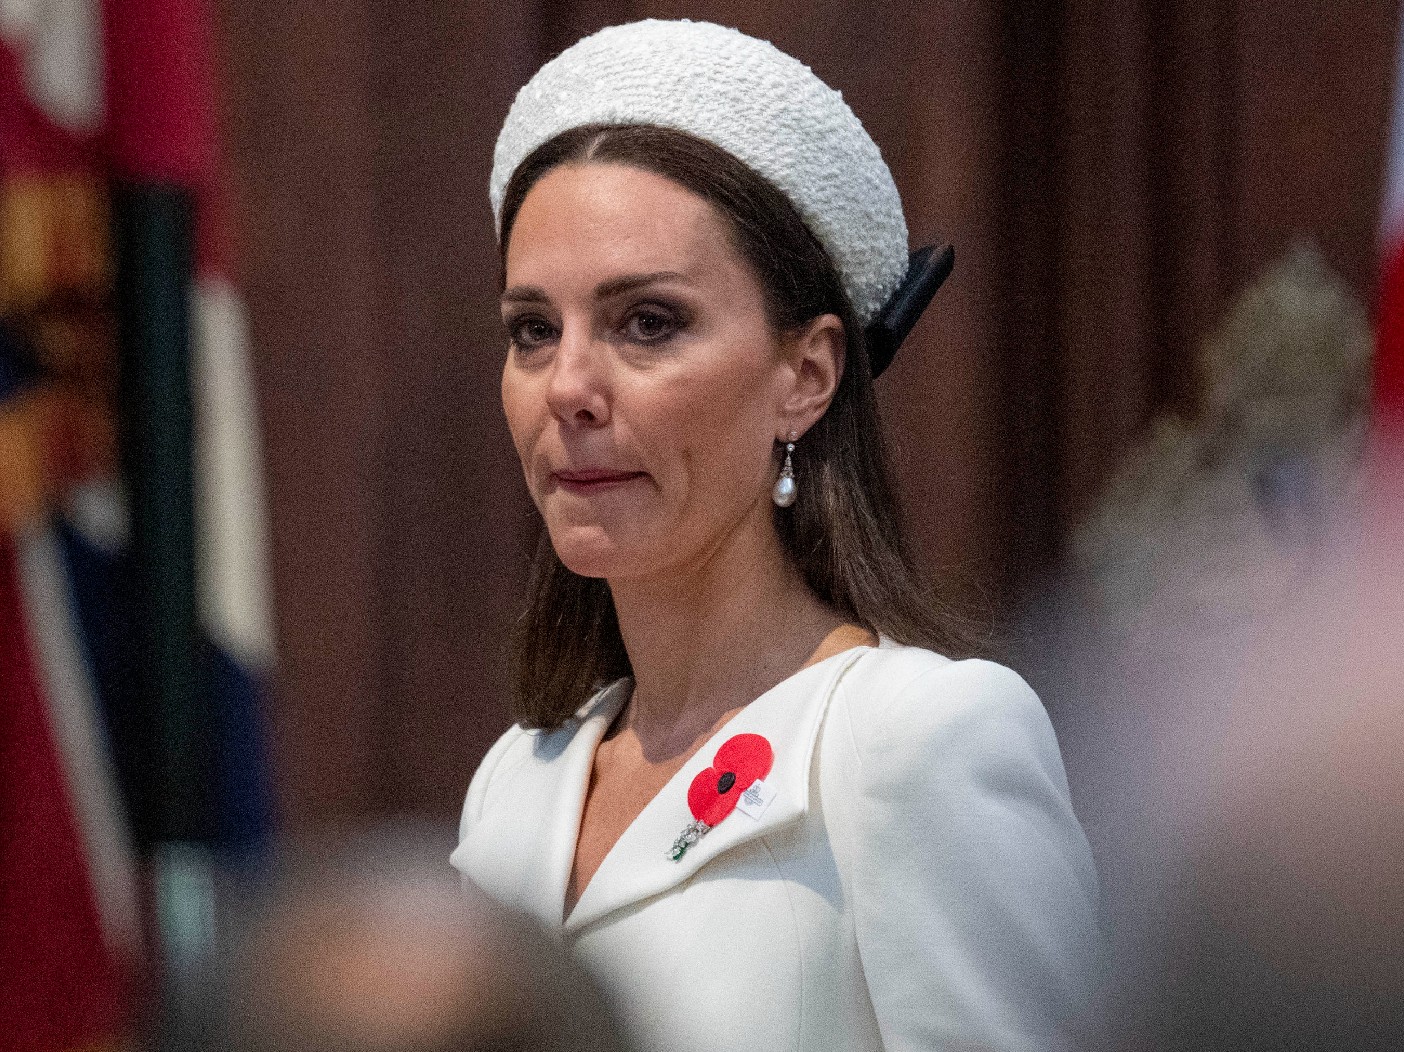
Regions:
[[4, 0, 1404, 1048]]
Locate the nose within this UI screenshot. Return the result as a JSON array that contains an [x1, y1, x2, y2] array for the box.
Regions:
[[545, 324, 610, 428]]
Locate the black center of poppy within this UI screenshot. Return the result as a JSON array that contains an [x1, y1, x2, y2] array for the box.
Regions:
[[717, 771, 736, 794]]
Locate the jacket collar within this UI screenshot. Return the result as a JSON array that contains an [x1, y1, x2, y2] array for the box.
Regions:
[[458, 645, 872, 933], [563, 645, 870, 932]]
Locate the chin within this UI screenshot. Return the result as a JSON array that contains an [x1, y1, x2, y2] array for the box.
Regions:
[[546, 522, 643, 580]]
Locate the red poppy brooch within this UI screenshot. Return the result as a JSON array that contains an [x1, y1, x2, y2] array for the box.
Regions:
[[669, 733, 774, 861]]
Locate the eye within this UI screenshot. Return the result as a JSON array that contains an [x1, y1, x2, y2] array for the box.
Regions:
[[622, 305, 680, 344], [505, 315, 557, 350]]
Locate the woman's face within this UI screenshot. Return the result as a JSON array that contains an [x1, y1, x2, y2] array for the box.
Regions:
[[500, 161, 817, 582]]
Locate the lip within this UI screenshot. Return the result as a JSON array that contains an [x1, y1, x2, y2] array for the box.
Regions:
[[551, 468, 648, 494]]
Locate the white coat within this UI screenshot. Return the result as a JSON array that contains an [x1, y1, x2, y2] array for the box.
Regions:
[[451, 640, 1101, 1052]]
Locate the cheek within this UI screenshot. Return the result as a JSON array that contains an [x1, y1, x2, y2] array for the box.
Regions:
[[645, 369, 776, 493]]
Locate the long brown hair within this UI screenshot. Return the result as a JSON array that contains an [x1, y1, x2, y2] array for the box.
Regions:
[[500, 124, 973, 729]]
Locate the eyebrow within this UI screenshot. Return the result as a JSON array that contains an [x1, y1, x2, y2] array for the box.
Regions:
[[500, 270, 689, 305]]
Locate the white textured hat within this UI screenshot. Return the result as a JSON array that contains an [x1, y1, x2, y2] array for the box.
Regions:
[[490, 19, 909, 325]]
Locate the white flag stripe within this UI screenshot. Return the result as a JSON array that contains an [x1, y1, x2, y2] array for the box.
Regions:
[[194, 277, 275, 670], [16, 523, 141, 956], [0, 0, 102, 132]]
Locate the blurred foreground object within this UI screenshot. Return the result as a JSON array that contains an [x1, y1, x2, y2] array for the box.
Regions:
[[1, 0, 274, 1045], [1085, 453, 1404, 1051], [1037, 237, 1403, 1047], [220, 832, 632, 1052]]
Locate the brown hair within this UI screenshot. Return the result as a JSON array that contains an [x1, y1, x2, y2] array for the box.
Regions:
[[500, 124, 972, 729]]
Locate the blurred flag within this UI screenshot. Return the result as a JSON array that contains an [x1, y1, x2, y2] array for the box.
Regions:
[[1, 7, 139, 1048], [104, 0, 276, 861], [0, 0, 274, 1045], [1377, 15, 1404, 424]]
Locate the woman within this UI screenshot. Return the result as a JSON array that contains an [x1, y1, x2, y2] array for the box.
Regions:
[[452, 19, 1100, 1052]]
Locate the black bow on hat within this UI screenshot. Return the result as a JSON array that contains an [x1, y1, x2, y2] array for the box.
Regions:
[[864, 243, 955, 378]]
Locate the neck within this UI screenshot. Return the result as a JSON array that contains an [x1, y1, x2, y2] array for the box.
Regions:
[[608, 505, 856, 760]]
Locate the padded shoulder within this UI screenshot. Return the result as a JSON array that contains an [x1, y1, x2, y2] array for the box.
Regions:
[[839, 647, 1049, 754], [829, 646, 1102, 1049]]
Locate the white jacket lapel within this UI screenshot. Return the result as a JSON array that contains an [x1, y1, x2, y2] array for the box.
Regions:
[[454, 680, 629, 928], [563, 647, 868, 934]]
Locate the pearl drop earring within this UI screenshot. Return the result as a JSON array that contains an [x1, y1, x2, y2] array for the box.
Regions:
[[772, 431, 798, 508]]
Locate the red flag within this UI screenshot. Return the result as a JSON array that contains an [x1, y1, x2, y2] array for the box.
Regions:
[[1, 3, 140, 1047], [1376, 19, 1404, 427], [1377, 233, 1404, 423], [0, 2, 274, 1042], [0, 539, 129, 1051]]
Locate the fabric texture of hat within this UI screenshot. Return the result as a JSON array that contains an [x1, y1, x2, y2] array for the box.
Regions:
[[490, 19, 909, 325]]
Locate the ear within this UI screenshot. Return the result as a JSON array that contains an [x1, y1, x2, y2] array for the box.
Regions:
[[776, 313, 846, 438]]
